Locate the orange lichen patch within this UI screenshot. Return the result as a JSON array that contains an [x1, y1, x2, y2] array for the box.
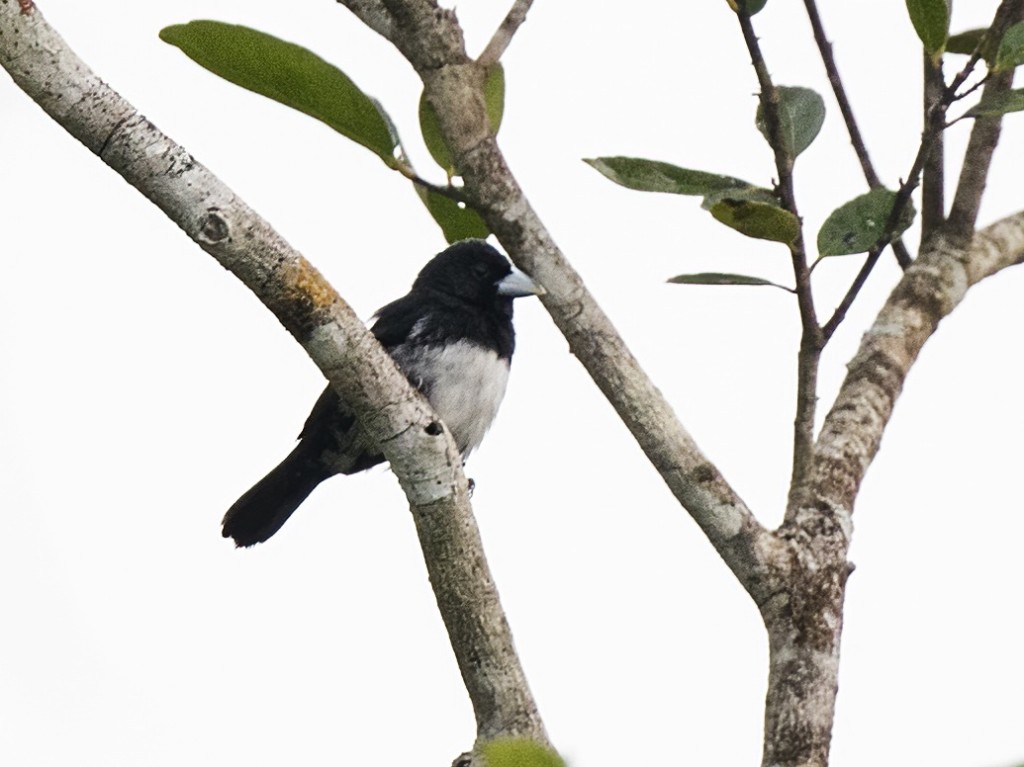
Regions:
[[19, 0, 34, 15], [268, 257, 340, 338], [289, 257, 338, 312]]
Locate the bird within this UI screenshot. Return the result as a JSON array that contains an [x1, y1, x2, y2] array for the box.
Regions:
[[222, 239, 545, 547]]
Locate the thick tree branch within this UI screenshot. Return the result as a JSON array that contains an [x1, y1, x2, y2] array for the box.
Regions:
[[812, 211, 1024, 517], [0, 0, 546, 747], [757, 212, 1024, 767], [336, 0, 779, 602]]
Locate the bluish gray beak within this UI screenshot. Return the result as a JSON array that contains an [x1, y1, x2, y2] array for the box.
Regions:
[[497, 266, 546, 297]]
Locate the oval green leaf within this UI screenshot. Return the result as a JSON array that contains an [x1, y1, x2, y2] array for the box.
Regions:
[[415, 186, 489, 243], [727, 0, 768, 15], [481, 739, 566, 767], [755, 86, 825, 159], [159, 21, 397, 162], [707, 198, 801, 244], [905, 0, 950, 55], [701, 185, 781, 210], [419, 94, 455, 176], [420, 63, 504, 176], [964, 88, 1024, 118], [584, 157, 753, 196], [995, 21, 1024, 72], [817, 188, 916, 257], [668, 273, 790, 291], [947, 28, 990, 58]]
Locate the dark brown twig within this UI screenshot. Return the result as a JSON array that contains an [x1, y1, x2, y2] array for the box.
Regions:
[[921, 53, 946, 238], [946, 0, 1024, 238], [821, 132, 936, 341], [734, 6, 821, 513], [801, 0, 914, 271]]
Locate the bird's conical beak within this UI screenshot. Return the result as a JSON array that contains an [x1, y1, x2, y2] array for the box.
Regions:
[[497, 266, 546, 297]]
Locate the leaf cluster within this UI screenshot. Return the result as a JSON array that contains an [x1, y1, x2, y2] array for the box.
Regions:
[[160, 20, 504, 243]]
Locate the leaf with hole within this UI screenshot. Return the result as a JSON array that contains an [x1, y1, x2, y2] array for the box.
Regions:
[[817, 188, 916, 257], [415, 186, 489, 243], [584, 157, 754, 196], [755, 86, 825, 160], [905, 0, 949, 56], [668, 273, 790, 290], [160, 21, 398, 163], [701, 185, 781, 210], [707, 198, 801, 244]]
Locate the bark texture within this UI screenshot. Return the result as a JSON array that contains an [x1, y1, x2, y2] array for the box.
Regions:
[[0, 0, 546, 747], [6, 0, 1024, 763], [338, 2, 1024, 764]]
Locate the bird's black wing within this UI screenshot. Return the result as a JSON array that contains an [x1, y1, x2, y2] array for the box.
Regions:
[[370, 292, 433, 349]]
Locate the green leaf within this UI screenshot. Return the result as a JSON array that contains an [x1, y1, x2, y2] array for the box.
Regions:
[[415, 186, 489, 243], [946, 28, 989, 57], [159, 21, 397, 163], [905, 0, 950, 55], [420, 64, 505, 176], [755, 86, 825, 159], [484, 63, 506, 136], [419, 95, 455, 176], [707, 198, 801, 244], [964, 88, 1024, 118], [480, 739, 566, 767], [816, 188, 916, 257], [700, 185, 781, 210], [668, 273, 791, 290], [726, 0, 768, 15], [994, 21, 1024, 71], [584, 157, 754, 196]]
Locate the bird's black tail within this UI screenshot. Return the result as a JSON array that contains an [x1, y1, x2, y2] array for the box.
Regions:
[[222, 441, 332, 547]]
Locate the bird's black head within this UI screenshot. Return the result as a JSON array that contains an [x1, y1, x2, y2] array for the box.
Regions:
[[413, 240, 544, 307]]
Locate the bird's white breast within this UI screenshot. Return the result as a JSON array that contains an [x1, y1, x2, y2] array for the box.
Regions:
[[395, 341, 511, 457]]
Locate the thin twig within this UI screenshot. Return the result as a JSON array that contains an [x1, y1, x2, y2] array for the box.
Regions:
[[821, 134, 936, 341], [398, 166, 471, 204], [815, 0, 1021, 342], [734, 6, 821, 514], [478, 0, 534, 66], [946, 0, 1024, 238], [801, 0, 914, 271], [921, 53, 946, 239], [801, 0, 879, 187]]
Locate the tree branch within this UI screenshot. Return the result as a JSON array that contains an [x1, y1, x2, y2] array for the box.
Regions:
[[477, 0, 534, 66], [800, 0, 913, 270], [921, 53, 946, 238], [821, 126, 939, 342], [733, 6, 822, 518], [0, 0, 546, 747], [337, 0, 779, 603], [946, 0, 1023, 239], [813, 210, 1024, 517]]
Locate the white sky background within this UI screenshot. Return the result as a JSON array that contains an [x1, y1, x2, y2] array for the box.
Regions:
[[2, 1, 1023, 765]]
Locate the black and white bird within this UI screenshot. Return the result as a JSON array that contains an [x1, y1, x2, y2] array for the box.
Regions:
[[222, 239, 545, 547]]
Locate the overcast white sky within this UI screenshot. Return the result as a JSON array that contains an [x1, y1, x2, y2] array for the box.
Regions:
[[2, 2, 1023, 766]]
